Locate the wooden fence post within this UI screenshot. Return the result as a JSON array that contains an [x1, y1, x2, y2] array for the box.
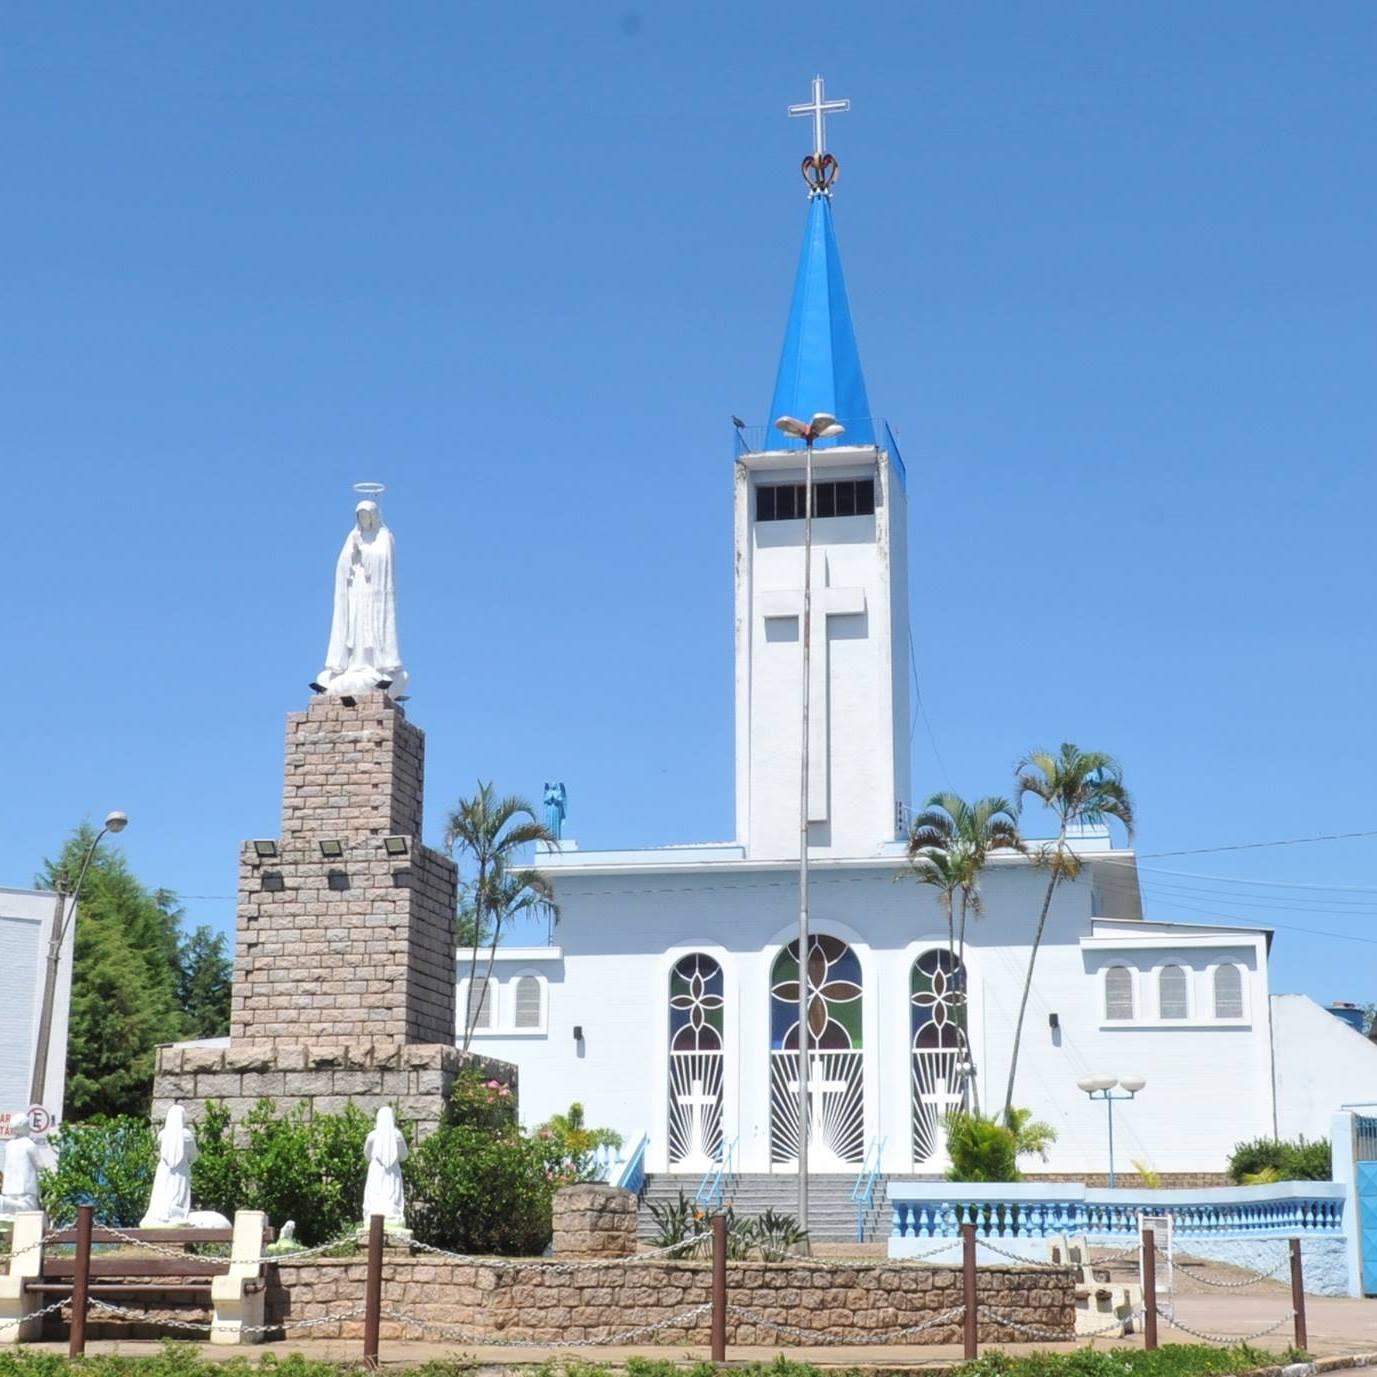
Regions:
[[363, 1214, 384, 1370], [962, 1221, 978, 1360], [68, 1204, 93, 1358], [1142, 1227, 1158, 1351], [711, 1214, 727, 1362], [1290, 1238, 1308, 1353]]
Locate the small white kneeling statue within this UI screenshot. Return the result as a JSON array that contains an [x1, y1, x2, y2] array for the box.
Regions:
[[313, 496, 408, 701], [362, 1107, 407, 1229], [141, 1105, 198, 1227], [0, 1113, 44, 1218]]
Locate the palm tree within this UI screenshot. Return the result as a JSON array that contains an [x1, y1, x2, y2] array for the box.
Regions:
[[1002, 744, 1134, 1119], [905, 828, 963, 962], [445, 782, 558, 1050], [909, 794, 1022, 970], [908, 793, 1021, 1114]]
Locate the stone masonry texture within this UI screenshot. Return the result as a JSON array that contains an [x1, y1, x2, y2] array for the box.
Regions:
[[152, 692, 516, 1137], [552, 1185, 638, 1258], [230, 694, 456, 1049], [266, 1254, 1076, 1345]]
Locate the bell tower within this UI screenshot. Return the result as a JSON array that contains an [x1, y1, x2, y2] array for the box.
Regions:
[[733, 105, 910, 861]]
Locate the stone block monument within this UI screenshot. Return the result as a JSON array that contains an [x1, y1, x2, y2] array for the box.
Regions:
[[154, 489, 513, 1135]]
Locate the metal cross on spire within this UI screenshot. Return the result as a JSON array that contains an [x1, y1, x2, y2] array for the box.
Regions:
[[789, 74, 849, 160]]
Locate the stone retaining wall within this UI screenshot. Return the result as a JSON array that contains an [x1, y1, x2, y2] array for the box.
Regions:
[[267, 1254, 1075, 1346]]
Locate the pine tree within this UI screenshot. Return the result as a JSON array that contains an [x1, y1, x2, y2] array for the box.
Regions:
[[176, 926, 232, 1039], [41, 827, 188, 1120]]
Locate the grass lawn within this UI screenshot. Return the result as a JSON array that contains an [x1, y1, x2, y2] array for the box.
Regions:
[[0, 1344, 1314, 1377]]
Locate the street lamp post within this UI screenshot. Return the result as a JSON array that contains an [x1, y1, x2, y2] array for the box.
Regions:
[[1077, 1073, 1146, 1187], [29, 811, 128, 1106], [773, 410, 845, 1233]]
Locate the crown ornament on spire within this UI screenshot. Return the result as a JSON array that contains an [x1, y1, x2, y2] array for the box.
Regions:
[[788, 74, 849, 197]]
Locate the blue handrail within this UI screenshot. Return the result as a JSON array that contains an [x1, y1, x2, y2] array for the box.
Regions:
[[851, 1135, 887, 1242], [695, 1137, 737, 1213], [613, 1133, 649, 1196]]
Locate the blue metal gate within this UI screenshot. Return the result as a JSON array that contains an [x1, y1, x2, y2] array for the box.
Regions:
[[1355, 1116, 1377, 1294]]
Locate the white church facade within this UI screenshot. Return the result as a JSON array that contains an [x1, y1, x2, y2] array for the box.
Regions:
[[464, 99, 1377, 1183]]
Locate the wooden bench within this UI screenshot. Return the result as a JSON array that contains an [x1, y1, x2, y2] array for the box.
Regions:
[[2, 1209, 273, 1348]]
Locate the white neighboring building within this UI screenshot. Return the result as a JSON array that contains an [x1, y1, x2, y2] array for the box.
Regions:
[[0, 886, 73, 1133], [462, 138, 1377, 1184]]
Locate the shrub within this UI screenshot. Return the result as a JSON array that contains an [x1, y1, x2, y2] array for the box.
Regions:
[[946, 1113, 1020, 1182], [190, 1099, 372, 1245], [532, 1103, 624, 1185], [647, 1188, 706, 1252], [40, 1117, 157, 1225], [1227, 1135, 1331, 1184], [945, 1107, 1059, 1183], [405, 1124, 553, 1255], [446, 1068, 517, 1132]]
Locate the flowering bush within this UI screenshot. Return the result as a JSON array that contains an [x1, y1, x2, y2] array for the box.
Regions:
[[447, 1068, 517, 1132]]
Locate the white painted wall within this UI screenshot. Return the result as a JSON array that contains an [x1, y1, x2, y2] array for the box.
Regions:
[[1273, 993, 1377, 1140], [468, 852, 1280, 1178], [733, 446, 906, 860], [0, 886, 74, 1126]]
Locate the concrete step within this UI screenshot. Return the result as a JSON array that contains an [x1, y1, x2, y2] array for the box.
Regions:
[[639, 1172, 893, 1243]]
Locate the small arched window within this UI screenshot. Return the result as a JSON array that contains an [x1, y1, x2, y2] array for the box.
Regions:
[[1214, 964, 1243, 1019], [1104, 966, 1135, 1021], [466, 978, 493, 1030], [1158, 965, 1189, 1020], [514, 975, 543, 1028]]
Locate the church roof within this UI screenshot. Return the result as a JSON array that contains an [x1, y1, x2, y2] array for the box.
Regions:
[[768, 194, 874, 448]]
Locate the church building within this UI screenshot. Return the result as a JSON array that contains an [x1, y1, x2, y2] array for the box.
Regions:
[[466, 84, 1377, 1191]]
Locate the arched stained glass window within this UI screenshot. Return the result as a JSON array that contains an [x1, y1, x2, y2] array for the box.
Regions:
[[667, 954, 725, 1168], [1159, 965, 1189, 1020], [769, 936, 864, 1167], [910, 949, 968, 1165], [1105, 966, 1135, 1021], [1213, 964, 1243, 1019]]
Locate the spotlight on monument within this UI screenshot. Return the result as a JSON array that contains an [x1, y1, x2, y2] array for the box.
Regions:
[[383, 836, 409, 858], [105, 811, 128, 834], [318, 839, 345, 860], [252, 840, 279, 861], [261, 872, 285, 893]]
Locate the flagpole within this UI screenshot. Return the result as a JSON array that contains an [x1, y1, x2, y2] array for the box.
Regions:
[[797, 430, 815, 1232]]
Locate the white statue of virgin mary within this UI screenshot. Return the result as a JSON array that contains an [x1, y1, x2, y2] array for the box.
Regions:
[[141, 1105, 198, 1227], [362, 1106, 408, 1229], [312, 494, 409, 700]]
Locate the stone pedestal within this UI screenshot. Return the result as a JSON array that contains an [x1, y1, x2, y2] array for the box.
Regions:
[[154, 693, 514, 1133], [551, 1185, 638, 1258]]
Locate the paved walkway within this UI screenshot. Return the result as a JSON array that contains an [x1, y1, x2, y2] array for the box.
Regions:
[[18, 1295, 1377, 1369]]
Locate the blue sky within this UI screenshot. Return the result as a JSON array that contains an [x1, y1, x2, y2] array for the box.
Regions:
[[5, 1, 1376, 1003]]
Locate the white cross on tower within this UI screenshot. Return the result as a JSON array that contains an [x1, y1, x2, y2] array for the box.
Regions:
[[788, 74, 850, 159], [761, 553, 866, 822]]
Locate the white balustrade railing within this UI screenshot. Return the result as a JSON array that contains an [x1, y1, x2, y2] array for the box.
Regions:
[[889, 1180, 1345, 1243]]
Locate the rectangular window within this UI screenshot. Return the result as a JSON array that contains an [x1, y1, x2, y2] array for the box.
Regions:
[[755, 479, 876, 523]]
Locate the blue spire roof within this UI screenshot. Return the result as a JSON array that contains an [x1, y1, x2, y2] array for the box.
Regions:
[[768, 194, 874, 448]]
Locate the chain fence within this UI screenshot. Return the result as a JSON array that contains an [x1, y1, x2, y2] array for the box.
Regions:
[[1155, 1305, 1299, 1344], [11, 1212, 1313, 1358]]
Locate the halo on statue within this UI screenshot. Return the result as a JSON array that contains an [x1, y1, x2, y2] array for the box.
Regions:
[[353, 482, 386, 498]]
